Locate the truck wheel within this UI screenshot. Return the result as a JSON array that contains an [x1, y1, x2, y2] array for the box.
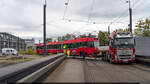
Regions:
[[128, 62, 132, 64]]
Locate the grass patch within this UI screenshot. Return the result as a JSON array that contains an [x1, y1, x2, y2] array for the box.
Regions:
[[6, 57, 33, 63]]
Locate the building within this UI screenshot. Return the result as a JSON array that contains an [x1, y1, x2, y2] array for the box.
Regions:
[[0, 32, 26, 52], [24, 38, 36, 50]]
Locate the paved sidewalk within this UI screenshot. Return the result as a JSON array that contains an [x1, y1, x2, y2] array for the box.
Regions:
[[44, 59, 84, 82]]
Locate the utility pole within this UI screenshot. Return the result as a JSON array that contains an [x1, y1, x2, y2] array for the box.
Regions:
[[107, 26, 110, 45], [18, 36, 19, 52], [43, 0, 47, 56], [39, 40, 41, 44], [127, 0, 132, 34], [61, 37, 63, 53], [108, 26, 110, 36]]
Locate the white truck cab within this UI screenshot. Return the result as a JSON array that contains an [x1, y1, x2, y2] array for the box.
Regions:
[[2, 48, 18, 56]]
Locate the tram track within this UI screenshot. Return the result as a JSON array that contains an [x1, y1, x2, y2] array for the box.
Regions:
[[83, 59, 150, 83], [82, 59, 95, 83]]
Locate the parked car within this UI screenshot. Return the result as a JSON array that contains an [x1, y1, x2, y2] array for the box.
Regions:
[[2, 48, 18, 56]]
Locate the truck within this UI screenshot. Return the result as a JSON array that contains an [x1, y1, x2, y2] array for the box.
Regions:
[[100, 32, 135, 64]]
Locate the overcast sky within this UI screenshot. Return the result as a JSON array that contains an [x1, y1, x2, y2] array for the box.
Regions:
[[0, 0, 150, 43]]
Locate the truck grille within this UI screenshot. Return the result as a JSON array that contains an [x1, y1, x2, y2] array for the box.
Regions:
[[119, 55, 132, 60]]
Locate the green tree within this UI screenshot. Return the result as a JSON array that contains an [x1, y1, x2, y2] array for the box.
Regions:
[[62, 33, 76, 40], [98, 31, 109, 46], [46, 38, 53, 42], [57, 36, 62, 41], [25, 47, 37, 55], [115, 28, 130, 33], [135, 18, 150, 37]]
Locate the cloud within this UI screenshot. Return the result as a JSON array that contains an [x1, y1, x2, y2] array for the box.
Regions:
[[0, 0, 150, 44]]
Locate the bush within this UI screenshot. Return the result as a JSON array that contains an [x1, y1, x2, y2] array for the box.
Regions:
[[19, 50, 25, 55], [25, 48, 37, 55]]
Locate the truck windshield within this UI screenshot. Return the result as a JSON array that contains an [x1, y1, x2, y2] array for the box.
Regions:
[[114, 38, 135, 48]]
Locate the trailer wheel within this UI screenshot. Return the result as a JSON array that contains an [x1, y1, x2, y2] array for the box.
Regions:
[[106, 54, 108, 62], [106, 54, 109, 62], [101, 52, 105, 61], [109, 56, 113, 64], [104, 55, 106, 61], [102, 56, 104, 61]]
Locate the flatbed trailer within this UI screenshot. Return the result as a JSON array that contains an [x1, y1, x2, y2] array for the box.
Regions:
[[97, 46, 109, 60]]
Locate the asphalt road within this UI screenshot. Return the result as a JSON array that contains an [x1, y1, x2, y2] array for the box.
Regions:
[[43, 58, 150, 83]]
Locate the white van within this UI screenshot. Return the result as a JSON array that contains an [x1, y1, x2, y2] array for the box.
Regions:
[[2, 48, 18, 56]]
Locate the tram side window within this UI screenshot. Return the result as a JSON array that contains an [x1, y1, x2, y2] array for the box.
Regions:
[[50, 45, 53, 49], [70, 43, 73, 49], [60, 44, 62, 49], [71, 43, 76, 49], [47, 45, 51, 49], [74, 43, 77, 48], [66, 44, 68, 49], [80, 42, 88, 47], [70, 43, 76, 49], [36, 46, 39, 49], [54, 45, 56, 49], [40, 46, 43, 49], [58, 44, 60, 49], [47, 45, 49, 49], [67, 44, 71, 49], [77, 43, 80, 48], [89, 41, 94, 47], [49, 45, 52, 49], [69, 44, 71, 49], [52, 45, 54, 49], [57, 44, 61, 49], [53, 45, 55, 49], [54, 45, 57, 49], [56, 45, 58, 49]]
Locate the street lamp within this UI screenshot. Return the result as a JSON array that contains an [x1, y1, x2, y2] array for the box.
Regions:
[[108, 22, 112, 36], [126, 0, 132, 34]]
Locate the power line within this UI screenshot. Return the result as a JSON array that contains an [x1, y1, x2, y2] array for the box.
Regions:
[[62, 0, 71, 20], [132, 0, 142, 9], [87, 0, 95, 23], [110, 9, 129, 25], [109, 0, 140, 26], [109, 0, 141, 26]]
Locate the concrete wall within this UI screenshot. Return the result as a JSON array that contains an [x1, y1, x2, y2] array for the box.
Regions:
[[135, 37, 150, 57]]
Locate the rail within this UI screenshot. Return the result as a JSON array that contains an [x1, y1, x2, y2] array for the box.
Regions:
[[0, 54, 65, 83]]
